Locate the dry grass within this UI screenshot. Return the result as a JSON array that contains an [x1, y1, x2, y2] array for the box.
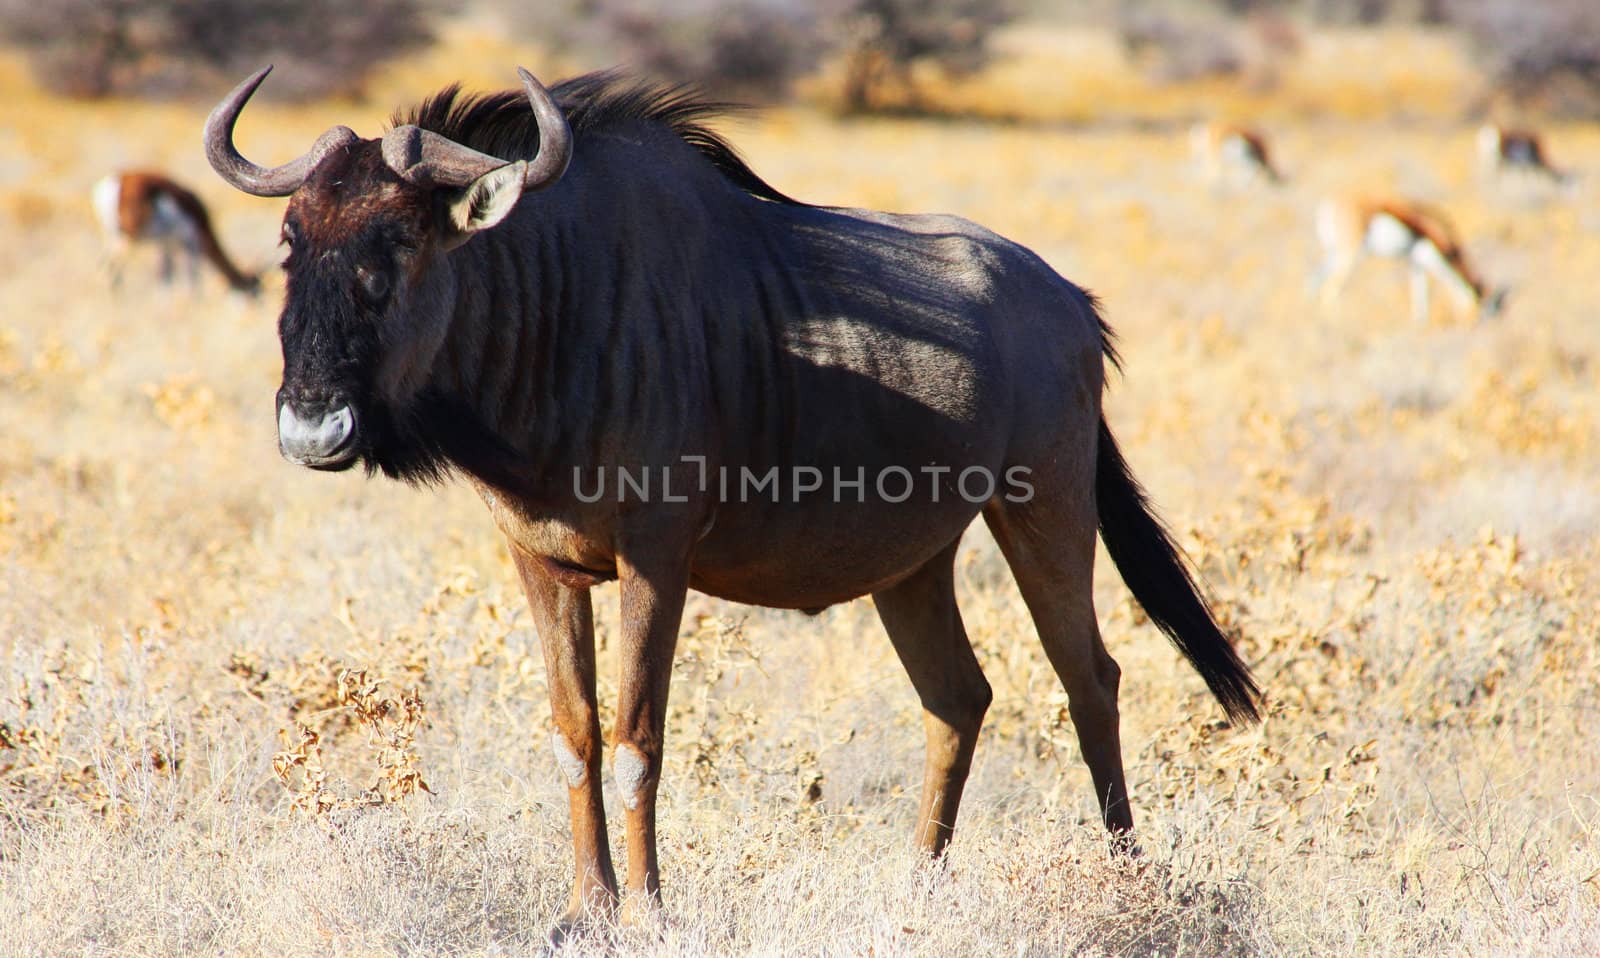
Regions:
[[3, 21, 1600, 958]]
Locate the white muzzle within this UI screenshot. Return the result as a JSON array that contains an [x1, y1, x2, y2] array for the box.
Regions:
[[277, 402, 355, 465]]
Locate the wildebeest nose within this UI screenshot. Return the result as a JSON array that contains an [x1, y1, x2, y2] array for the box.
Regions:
[[277, 400, 355, 466]]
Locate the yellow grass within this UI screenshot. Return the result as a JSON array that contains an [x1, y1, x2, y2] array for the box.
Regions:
[[2, 21, 1600, 957]]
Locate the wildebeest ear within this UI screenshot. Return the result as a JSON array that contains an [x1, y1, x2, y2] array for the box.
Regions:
[[442, 160, 527, 249]]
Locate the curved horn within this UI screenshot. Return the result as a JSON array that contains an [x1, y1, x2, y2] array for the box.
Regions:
[[381, 67, 572, 191], [204, 66, 359, 197], [380, 126, 505, 189], [516, 67, 573, 189]]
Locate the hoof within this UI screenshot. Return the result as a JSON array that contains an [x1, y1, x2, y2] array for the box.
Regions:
[[544, 898, 617, 951], [620, 890, 665, 936], [1109, 830, 1144, 858]]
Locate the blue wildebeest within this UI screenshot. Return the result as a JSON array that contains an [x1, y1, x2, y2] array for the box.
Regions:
[[205, 66, 1260, 935]]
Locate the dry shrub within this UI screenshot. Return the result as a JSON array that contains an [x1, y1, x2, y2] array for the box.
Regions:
[[0, 189, 54, 228], [0, 648, 183, 820], [142, 373, 216, 432], [338, 669, 432, 804], [1451, 0, 1600, 117], [272, 669, 432, 822], [272, 724, 336, 817], [581, 0, 825, 102], [822, 0, 1018, 113], [0, 0, 435, 99], [1458, 369, 1594, 461], [494, 0, 1015, 111], [1118, 9, 1246, 84], [1116, 7, 1302, 90], [1308, 0, 1437, 24]]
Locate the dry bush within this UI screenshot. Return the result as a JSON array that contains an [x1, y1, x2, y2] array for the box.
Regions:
[[1450, 0, 1600, 117], [0, 0, 435, 99], [1118, 8, 1246, 83], [272, 670, 431, 819], [581, 0, 826, 102], [491, 0, 1015, 110], [1116, 6, 1302, 88], [1308, 0, 1446, 24], [483, 0, 821, 102], [821, 0, 1018, 113]]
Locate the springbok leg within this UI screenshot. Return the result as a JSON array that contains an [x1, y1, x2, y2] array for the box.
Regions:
[[1409, 266, 1431, 325], [510, 548, 618, 934], [610, 546, 690, 921], [872, 538, 992, 856], [1315, 252, 1358, 311], [186, 239, 203, 290]]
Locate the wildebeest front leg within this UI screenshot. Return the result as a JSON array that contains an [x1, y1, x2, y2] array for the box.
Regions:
[[510, 547, 619, 934], [610, 545, 691, 921]]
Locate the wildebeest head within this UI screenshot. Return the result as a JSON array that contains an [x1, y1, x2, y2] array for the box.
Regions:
[[203, 67, 571, 472]]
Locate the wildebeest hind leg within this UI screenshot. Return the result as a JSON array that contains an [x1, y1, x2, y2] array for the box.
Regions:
[[984, 493, 1134, 835], [872, 537, 992, 856]]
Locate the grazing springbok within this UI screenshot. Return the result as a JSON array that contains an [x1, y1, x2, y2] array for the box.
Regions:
[[205, 65, 1261, 936], [1190, 120, 1283, 188], [1476, 124, 1569, 187], [92, 170, 261, 294], [1314, 195, 1505, 325]]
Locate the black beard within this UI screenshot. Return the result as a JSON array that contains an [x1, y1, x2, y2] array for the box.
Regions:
[[360, 389, 533, 496]]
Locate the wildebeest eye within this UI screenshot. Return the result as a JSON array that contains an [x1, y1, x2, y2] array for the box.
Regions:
[[280, 222, 297, 248], [357, 266, 390, 304]]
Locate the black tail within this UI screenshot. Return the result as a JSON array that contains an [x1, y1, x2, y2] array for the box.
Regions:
[[1095, 419, 1261, 723]]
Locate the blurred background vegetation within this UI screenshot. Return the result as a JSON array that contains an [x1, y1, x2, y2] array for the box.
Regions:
[[0, 0, 1596, 117]]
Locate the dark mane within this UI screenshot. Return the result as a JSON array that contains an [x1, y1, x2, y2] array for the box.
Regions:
[[391, 69, 802, 206]]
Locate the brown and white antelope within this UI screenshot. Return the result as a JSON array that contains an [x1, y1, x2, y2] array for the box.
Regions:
[[1476, 124, 1569, 187], [1191, 120, 1283, 188], [204, 65, 1260, 939], [1314, 195, 1505, 325], [92, 170, 261, 294]]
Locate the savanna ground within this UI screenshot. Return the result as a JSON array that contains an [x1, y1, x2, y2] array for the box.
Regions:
[[2, 18, 1599, 957]]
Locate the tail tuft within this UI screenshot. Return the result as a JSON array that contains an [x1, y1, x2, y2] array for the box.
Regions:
[[1096, 420, 1261, 724]]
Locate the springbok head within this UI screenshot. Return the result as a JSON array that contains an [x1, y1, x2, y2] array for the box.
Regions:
[[204, 66, 571, 471]]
